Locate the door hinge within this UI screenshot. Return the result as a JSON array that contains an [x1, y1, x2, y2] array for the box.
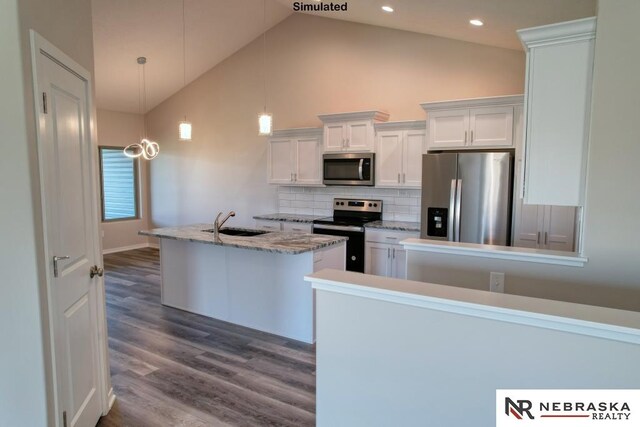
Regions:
[[62, 410, 67, 427], [43, 92, 48, 114]]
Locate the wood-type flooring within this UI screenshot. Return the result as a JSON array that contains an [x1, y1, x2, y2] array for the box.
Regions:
[[96, 247, 316, 427]]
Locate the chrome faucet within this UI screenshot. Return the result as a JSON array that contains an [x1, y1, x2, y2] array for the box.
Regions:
[[213, 211, 236, 238]]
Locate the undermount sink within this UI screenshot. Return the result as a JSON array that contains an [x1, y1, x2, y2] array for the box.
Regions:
[[202, 227, 268, 237]]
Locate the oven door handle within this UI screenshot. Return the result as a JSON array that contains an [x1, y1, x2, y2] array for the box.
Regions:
[[313, 224, 364, 232], [358, 159, 364, 181]]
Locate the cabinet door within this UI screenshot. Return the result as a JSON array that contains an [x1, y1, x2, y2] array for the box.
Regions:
[[403, 130, 425, 188], [375, 131, 403, 187], [543, 206, 576, 252], [513, 200, 544, 249], [469, 106, 514, 147], [523, 38, 594, 206], [267, 138, 294, 184], [295, 136, 322, 185], [365, 243, 391, 277], [391, 246, 407, 279], [324, 123, 345, 152], [427, 109, 469, 149], [255, 220, 283, 232], [282, 222, 312, 233], [346, 120, 373, 151]]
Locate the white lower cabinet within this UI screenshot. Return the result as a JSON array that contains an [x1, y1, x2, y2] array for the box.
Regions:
[[513, 201, 576, 252], [255, 220, 282, 232], [365, 229, 419, 279], [255, 220, 312, 233], [282, 222, 312, 233]]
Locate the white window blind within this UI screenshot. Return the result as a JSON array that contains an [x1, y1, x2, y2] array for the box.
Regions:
[[100, 147, 139, 221]]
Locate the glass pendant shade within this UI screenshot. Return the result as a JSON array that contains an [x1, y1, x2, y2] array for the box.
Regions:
[[179, 120, 192, 141], [258, 113, 272, 136]]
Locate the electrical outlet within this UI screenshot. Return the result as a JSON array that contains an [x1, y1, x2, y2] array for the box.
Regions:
[[489, 272, 505, 293]]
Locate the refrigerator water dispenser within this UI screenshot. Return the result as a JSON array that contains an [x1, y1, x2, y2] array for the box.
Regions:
[[427, 207, 448, 238]]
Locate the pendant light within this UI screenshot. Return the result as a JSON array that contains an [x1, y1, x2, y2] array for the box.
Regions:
[[258, 0, 272, 135], [178, 0, 192, 141], [124, 57, 160, 160]]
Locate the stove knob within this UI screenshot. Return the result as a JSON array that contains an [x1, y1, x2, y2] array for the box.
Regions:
[[368, 203, 372, 207], [336, 202, 339, 205], [341, 202, 344, 206], [374, 203, 378, 207]]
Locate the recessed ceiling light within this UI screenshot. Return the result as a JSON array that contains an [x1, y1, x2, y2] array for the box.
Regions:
[[382, 6, 394, 13], [470, 19, 484, 26]]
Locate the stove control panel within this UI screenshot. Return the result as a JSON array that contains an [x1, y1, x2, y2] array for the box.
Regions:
[[334, 198, 382, 213]]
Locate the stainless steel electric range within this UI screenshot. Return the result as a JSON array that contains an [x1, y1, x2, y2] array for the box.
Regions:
[[312, 198, 382, 272]]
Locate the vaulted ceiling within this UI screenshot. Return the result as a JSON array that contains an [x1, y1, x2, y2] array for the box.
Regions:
[[92, 0, 596, 113]]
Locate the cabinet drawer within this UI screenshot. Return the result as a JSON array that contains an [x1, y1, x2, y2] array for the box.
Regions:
[[255, 220, 283, 232], [282, 222, 312, 233], [365, 229, 419, 244]]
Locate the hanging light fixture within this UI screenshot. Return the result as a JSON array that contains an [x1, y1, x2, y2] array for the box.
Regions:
[[258, 0, 272, 136], [178, 0, 192, 141], [124, 57, 160, 160]]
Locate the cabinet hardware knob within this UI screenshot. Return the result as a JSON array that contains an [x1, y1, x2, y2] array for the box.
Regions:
[[464, 130, 468, 144]]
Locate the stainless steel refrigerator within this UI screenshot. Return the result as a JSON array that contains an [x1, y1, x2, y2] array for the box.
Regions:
[[420, 152, 513, 245]]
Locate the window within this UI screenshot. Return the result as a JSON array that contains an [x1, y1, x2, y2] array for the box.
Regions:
[[99, 147, 140, 221]]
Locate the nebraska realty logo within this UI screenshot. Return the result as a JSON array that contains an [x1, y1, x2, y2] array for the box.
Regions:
[[496, 390, 640, 426]]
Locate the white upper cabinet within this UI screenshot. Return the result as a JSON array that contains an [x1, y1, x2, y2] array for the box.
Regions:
[[267, 128, 323, 186], [518, 17, 596, 206], [421, 96, 522, 151], [318, 111, 389, 153], [375, 121, 425, 188]]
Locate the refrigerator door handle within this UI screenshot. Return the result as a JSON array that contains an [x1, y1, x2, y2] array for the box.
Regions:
[[454, 179, 462, 242], [449, 179, 457, 241]]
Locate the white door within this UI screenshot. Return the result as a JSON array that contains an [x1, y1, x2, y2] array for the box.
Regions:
[[469, 106, 514, 147], [513, 200, 544, 249], [375, 131, 403, 187], [267, 138, 294, 184], [346, 120, 372, 151], [324, 123, 345, 152], [391, 246, 407, 279], [543, 206, 576, 252], [365, 244, 391, 277], [427, 110, 469, 149], [295, 136, 322, 185], [35, 38, 105, 427], [403, 130, 425, 188]]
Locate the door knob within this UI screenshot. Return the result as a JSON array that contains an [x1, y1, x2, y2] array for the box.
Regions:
[[90, 265, 104, 278], [53, 255, 70, 278]]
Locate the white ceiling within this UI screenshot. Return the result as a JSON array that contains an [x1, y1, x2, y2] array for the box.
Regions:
[[92, 0, 596, 113]]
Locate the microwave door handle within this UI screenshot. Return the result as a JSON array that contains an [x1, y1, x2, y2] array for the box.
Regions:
[[358, 159, 364, 180]]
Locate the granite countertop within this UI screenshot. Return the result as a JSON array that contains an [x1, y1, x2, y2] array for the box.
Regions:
[[253, 213, 324, 223], [139, 223, 347, 255], [365, 220, 421, 232]]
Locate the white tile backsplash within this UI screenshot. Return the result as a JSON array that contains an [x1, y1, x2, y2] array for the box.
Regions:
[[277, 186, 421, 222]]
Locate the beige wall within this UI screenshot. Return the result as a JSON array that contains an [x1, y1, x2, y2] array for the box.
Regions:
[[97, 109, 152, 252], [146, 14, 525, 228], [409, 0, 640, 312], [0, 0, 96, 424]]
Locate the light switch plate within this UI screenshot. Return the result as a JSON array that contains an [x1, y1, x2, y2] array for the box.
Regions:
[[489, 272, 505, 293]]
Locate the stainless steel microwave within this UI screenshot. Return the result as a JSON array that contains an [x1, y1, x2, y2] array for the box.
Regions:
[[323, 153, 375, 186]]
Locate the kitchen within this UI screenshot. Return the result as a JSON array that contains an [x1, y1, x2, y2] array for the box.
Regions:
[[2, 0, 640, 426]]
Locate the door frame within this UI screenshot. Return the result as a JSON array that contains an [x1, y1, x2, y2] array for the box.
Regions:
[[29, 30, 112, 425]]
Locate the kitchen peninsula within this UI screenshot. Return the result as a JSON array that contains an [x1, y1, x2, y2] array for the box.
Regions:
[[140, 224, 347, 343]]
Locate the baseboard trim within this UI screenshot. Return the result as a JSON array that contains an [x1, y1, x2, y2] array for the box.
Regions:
[[102, 243, 153, 255], [107, 387, 116, 412]]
